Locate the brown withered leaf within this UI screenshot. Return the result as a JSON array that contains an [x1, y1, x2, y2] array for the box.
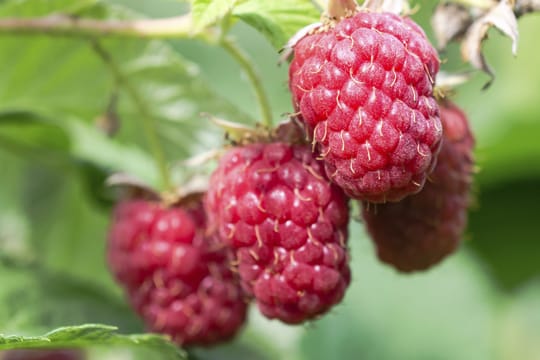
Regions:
[[461, 0, 519, 88], [432, 2, 473, 49]]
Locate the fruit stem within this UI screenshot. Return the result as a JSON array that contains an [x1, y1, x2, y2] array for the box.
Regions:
[[91, 40, 173, 191], [327, 0, 358, 18], [220, 37, 273, 128]]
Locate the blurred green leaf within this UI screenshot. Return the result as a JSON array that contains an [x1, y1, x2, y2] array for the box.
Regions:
[[0, 0, 98, 17], [0, 256, 141, 334], [0, 0, 252, 171], [473, 115, 540, 187], [191, 0, 239, 33], [498, 281, 540, 360], [192, 341, 271, 360], [66, 119, 158, 186], [467, 177, 540, 290], [233, 0, 320, 49], [0, 111, 70, 154], [19, 164, 116, 290], [0, 324, 184, 359]]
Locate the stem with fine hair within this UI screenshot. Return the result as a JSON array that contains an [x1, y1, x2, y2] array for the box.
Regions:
[[91, 40, 172, 191]]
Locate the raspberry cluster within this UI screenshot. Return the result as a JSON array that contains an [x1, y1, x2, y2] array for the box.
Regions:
[[204, 142, 351, 324], [289, 11, 442, 203], [105, 5, 476, 350], [108, 199, 247, 346]]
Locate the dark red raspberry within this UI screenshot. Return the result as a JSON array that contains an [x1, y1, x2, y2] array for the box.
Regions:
[[289, 11, 442, 203], [362, 101, 475, 272], [2, 349, 85, 360], [108, 199, 247, 346], [204, 142, 350, 324]]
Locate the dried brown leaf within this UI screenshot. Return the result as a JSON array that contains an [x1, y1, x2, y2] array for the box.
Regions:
[[432, 2, 473, 49], [461, 0, 519, 87]]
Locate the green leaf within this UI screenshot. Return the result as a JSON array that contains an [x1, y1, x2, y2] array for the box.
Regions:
[[0, 111, 70, 155], [191, 0, 239, 33], [232, 0, 320, 49], [0, 256, 141, 334], [0, 0, 253, 173], [467, 177, 540, 290], [66, 119, 159, 187], [0, 324, 185, 359], [0, 0, 99, 17], [497, 281, 540, 360]]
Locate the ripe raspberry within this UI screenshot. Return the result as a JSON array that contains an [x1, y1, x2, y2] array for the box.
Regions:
[[204, 142, 351, 324], [362, 101, 475, 272], [108, 199, 247, 346], [2, 349, 85, 360], [289, 11, 442, 202]]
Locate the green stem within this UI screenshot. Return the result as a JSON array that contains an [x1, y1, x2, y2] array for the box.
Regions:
[[91, 40, 173, 191], [0, 14, 196, 39], [220, 37, 273, 128]]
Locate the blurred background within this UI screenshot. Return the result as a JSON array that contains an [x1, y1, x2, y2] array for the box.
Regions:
[[0, 0, 539, 359]]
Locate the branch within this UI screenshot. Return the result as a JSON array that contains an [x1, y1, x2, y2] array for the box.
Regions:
[[0, 14, 197, 39]]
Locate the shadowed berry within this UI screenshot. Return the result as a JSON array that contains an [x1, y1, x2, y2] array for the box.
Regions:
[[205, 142, 350, 324], [108, 199, 247, 346], [362, 101, 475, 272], [289, 11, 442, 202]]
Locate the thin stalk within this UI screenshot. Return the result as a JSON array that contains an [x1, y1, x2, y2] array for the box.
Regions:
[[0, 14, 194, 39], [220, 37, 273, 128], [91, 40, 172, 191]]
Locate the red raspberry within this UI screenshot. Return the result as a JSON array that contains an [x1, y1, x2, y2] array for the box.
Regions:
[[204, 142, 350, 324], [108, 199, 247, 346], [362, 101, 475, 272], [2, 349, 85, 360], [289, 12, 442, 203]]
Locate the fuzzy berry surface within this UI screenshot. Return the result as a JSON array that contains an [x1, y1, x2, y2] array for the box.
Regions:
[[205, 142, 351, 324], [289, 11, 442, 203], [362, 101, 475, 272], [108, 199, 247, 346]]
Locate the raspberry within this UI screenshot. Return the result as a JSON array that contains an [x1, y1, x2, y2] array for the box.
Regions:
[[204, 142, 350, 324], [362, 101, 475, 272], [107, 199, 247, 346], [289, 11, 442, 202], [2, 349, 85, 360]]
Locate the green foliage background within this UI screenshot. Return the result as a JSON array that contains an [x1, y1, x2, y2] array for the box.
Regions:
[[0, 0, 539, 359]]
